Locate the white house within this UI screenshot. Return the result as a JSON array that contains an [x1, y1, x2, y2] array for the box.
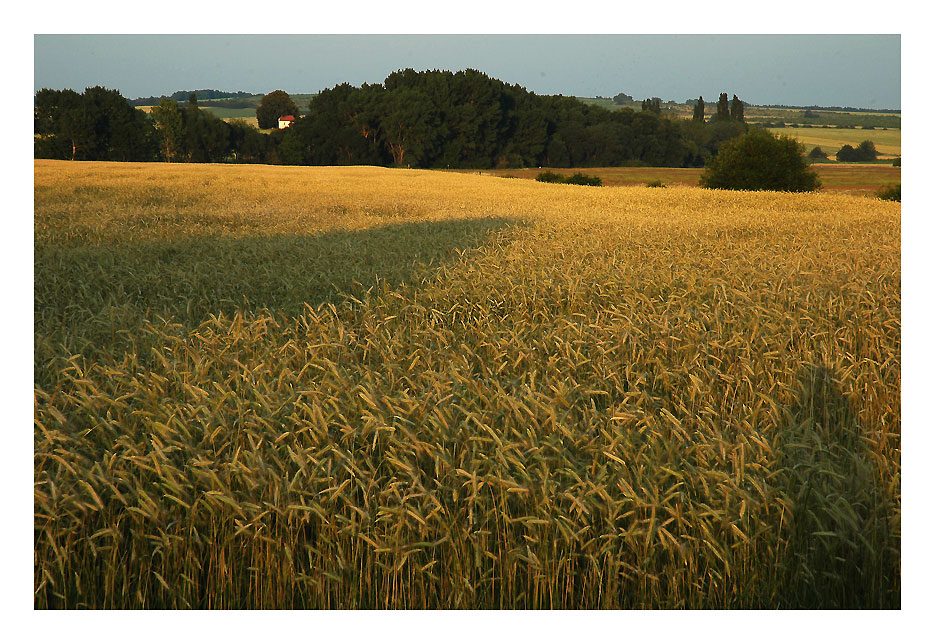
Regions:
[[278, 115, 296, 129]]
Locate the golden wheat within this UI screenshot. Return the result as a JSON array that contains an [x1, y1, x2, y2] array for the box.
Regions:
[[34, 160, 900, 608]]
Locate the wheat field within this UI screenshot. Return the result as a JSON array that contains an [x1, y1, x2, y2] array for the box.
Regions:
[[34, 160, 900, 609], [766, 126, 901, 157]]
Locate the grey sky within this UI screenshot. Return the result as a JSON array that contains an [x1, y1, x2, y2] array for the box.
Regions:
[[34, 34, 900, 109]]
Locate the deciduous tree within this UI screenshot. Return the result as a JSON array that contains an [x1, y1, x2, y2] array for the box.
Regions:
[[256, 90, 299, 129], [856, 139, 878, 161], [151, 98, 185, 162], [700, 128, 820, 192]]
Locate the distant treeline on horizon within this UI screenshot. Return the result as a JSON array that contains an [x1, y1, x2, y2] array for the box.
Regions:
[[122, 88, 900, 114], [756, 104, 900, 114], [34, 69, 892, 169], [127, 89, 256, 105]]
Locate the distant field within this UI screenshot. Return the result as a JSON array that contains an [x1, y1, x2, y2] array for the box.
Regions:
[[576, 98, 900, 129], [136, 105, 260, 120], [135, 102, 310, 121], [467, 164, 900, 196], [203, 105, 310, 119], [134, 106, 284, 130], [225, 116, 261, 129], [201, 106, 259, 119], [748, 108, 901, 130], [769, 127, 901, 157]]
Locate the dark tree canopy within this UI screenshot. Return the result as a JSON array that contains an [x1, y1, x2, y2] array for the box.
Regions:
[[34, 86, 156, 161], [836, 140, 878, 162], [151, 97, 185, 162], [641, 98, 662, 114], [856, 139, 879, 160], [836, 144, 858, 162], [256, 90, 299, 129], [37, 72, 765, 171], [281, 69, 701, 169], [700, 128, 820, 192], [183, 94, 232, 162]]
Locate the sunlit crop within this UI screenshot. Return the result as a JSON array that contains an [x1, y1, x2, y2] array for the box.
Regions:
[[34, 160, 900, 608]]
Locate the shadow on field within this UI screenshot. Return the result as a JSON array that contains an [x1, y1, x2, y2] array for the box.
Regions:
[[776, 363, 898, 609], [35, 216, 519, 367]]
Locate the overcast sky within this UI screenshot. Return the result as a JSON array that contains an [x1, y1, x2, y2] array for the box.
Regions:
[[34, 34, 900, 109]]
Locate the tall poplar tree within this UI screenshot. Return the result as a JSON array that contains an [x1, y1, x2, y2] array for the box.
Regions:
[[716, 93, 730, 121], [730, 94, 745, 122], [693, 96, 705, 122]]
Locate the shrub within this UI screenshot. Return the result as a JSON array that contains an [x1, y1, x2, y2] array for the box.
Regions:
[[699, 128, 821, 192], [535, 171, 565, 184], [564, 172, 602, 186], [536, 171, 602, 187], [808, 146, 828, 159], [875, 183, 900, 202], [646, 179, 667, 188], [892, 157, 901, 167]]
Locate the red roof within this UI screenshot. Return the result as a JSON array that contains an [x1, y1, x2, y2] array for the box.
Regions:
[[278, 115, 295, 121]]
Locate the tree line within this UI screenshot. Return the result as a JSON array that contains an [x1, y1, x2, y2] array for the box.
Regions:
[[35, 70, 754, 169], [35, 88, 281, 164], [128, 89, 255, 106]]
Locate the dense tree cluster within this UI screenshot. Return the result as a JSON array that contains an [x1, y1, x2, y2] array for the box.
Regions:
[[711, 93, 745, 123], [150, 94, 234, 162], [835, 140, 879, 162], [34, 87, 157, 161], [36, 73, 755, 169], [36, 87, 280, 164], [641, 98, 662, 114], [279, 70, 746, 168]]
